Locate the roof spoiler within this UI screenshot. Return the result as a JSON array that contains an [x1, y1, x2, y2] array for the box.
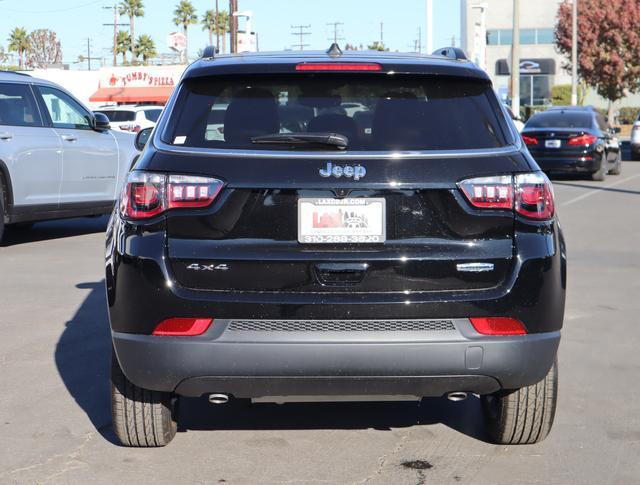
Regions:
[[201, 45, 219, 60], [431, 47, 468, 61]]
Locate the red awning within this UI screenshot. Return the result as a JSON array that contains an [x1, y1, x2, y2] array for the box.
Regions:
[[89, 86, 174, 104]]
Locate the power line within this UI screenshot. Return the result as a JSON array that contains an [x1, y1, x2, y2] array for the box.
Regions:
[[291, 24, 311, 51], [326, 22, 345, 44], [2, 0, 103, 14]]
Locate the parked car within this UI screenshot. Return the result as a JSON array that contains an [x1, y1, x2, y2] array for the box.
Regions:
[[94, 105, 163, 133], [107, 45, 565, 447], [630, 113, 640, 161], [0, 71, 138, 243], [522, 106, 622, 180]]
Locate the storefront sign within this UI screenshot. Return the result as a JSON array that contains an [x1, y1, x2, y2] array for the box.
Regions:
[[496, 58, 556, 76]]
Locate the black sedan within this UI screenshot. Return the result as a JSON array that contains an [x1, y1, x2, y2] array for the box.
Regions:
[[522, 106, 622, 181]]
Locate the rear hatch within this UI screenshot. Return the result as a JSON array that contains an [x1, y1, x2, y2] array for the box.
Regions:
[[154, 70, 528, 294]]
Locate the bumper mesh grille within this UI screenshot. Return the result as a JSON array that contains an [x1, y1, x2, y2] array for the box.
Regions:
[[227, 319, 456, 332]]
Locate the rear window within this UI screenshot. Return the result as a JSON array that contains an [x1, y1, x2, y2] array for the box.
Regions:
[[163, 75, 508, 151], [96, 110, 136, 122], [526, 111, 592, 129]]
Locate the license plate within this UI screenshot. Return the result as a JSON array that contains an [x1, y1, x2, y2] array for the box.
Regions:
[[545, 139, 561, 148], [298, 198, 386, 244]]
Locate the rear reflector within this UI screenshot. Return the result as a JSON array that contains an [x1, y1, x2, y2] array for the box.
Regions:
[[470, 317, 527, 336], [152, 318, 213, 336], [296, 62, 382, 71]]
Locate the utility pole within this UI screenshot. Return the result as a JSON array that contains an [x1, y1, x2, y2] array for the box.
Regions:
[[417, 27, 422, 53], [215, 0, 220, 52], [290, 25, 311, 50], [326, 22, 344, 44], [229, 0, 238, 53], [103, 4, 122, 67], [510, 0, 520, 117], [380, 22, 384, 47], [82, 38, 100, 70], [571, 0, 578, 105]]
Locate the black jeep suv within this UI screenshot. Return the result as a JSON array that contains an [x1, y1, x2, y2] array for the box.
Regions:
[[106, 45, 566, 447]]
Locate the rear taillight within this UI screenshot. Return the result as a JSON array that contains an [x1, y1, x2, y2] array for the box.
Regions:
[[522, 135, 538, 146], [152, 318, 213, 336], [567, 134, 597, 146], [470, 317, 527, 336], [120, 172, 224, 220], [458, 172, 555, 220]]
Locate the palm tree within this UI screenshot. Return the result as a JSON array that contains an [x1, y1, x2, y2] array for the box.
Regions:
[[200, 9, 229, 53], [215, 10, 229, 54], [8, 27, 30, 68], [116, 30, 131, 65], [119, 0, 144, 63], [173, 0, 197, 63], [136, 34, 156, 65], [202, 10, 216, 47]]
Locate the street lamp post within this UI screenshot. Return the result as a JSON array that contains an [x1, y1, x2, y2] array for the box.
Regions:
[[571, 0, 578, 105], [510, 0, 520, 117]]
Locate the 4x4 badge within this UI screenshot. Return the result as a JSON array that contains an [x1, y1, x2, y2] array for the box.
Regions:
[[187, 263, 229, 271], [319, 162, 366, 181]]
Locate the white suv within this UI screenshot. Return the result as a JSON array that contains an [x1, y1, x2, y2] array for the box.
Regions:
[[94, 105, 162, 133], [0, 71, 139, 243]]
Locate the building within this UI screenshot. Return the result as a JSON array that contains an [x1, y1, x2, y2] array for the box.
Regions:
[[461, 0, 569, 107]]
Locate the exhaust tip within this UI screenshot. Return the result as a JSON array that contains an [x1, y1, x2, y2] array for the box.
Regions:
[[208, 393, 230, 405], [447, 392, 468, 402]]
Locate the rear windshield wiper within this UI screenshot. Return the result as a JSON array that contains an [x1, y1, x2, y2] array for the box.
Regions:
[[251, 132, 348, 150]]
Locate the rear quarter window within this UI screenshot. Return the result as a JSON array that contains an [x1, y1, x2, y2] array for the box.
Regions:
[[162, 74, 509, 151]]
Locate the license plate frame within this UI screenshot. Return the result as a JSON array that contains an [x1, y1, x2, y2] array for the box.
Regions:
[[297, 197, 386, 244], [545, 139, 561, 149]]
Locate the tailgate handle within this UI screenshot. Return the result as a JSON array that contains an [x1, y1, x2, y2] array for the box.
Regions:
[[315, 263, 369, 286]]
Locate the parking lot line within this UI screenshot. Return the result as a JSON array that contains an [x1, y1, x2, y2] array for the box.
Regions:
[[559, 172, 640, 207]]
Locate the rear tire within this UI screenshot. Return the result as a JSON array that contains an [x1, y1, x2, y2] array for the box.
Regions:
[[481, 360, 558, 445], [608, 153, 622, 175], [110, 353, 177, 447], [591, 155, 607, 181]]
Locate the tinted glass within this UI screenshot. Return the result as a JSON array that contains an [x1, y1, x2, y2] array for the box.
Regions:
[[0, 83, 41, 127], [38, 86, 91, 129], [164, 75, 507, 151], [525, 111, 592, 129], [96, 110, 136, 122], [144, 109, 162, 122]]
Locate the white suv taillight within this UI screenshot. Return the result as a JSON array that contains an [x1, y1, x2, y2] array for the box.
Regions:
[[458, 172, 555, 221], [120, 172, 224, 220]]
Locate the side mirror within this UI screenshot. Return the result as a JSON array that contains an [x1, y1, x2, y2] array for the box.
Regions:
[[135, 127, 153, 151], [93, 112, 111, 132]]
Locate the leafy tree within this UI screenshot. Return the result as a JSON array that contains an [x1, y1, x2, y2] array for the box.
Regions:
[[556, 0, 640, 120], [367, 41, 388, 52], [119, 0, 144, 63], [135, 34, 156, 65], [8, 27, 30, 69], [201, 9, 229, 54], [173, 0, 198, 63], [116, 30, 131, 65], [26, 29, 62, 68]]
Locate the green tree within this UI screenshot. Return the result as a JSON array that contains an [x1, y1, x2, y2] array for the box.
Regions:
[[367, 41, 388, 52], [119, 0, 144, 63], [116, 30, 131, 65], [135, 34, 156, 65], [173, 0, 198, 63], [201, 9, 229, 54], [8, 27, 30, 69]]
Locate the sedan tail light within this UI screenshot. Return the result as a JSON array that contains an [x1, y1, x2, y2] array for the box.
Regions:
[[522, 135, 539, 146], [458, 172, 555, 220], [567, 134, 597, 146], [120, 172, 224, 220]]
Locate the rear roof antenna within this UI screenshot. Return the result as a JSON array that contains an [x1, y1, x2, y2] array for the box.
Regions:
[[327, 43, 343, 57]]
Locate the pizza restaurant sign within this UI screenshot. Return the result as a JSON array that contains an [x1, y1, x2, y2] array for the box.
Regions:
[[101, 67, 184, 89]]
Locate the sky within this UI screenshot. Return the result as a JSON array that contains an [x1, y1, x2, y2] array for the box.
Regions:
[[1, 0, 461, 69]]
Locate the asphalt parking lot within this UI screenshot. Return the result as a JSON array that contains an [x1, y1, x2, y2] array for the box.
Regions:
[[1, 162, 639, 485]]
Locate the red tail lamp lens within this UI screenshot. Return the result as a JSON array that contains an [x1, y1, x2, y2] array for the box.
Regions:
[[470, 317, 527, 336], [458, 175, 513, 210], [568, 134, 597, 146], [522, 135, 538, 146], [296, 62, 382, 71], [152, 318, 213, 336]]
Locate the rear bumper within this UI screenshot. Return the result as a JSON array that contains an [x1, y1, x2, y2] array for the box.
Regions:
[[112, 319, 560, 397], [531, 155, 600, 173]]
